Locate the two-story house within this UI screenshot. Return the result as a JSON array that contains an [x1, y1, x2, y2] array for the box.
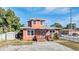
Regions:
[[20, 18, 61, 41]]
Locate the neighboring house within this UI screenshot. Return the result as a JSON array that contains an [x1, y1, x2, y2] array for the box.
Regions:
[[75, 30, 79, 35], [20, 18, 61, 41], [61, 29, 79, 35]]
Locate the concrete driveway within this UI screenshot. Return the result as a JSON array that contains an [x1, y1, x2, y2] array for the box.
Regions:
[[0, 41, 74, 51]]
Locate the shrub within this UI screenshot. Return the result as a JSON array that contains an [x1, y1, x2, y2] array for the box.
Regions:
[[53, 33, 59, 40]]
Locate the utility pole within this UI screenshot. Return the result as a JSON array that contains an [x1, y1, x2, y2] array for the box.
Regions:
[[70, 8, 72, 29], [70, 8, 72, 35]]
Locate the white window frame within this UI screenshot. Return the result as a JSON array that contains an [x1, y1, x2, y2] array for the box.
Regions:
[[27, 29, 35, 36], [41, 21, 43, 25], [33, 21, 36, 24]]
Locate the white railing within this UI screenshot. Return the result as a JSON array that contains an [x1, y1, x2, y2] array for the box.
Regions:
[[60, 35, 79, 42]]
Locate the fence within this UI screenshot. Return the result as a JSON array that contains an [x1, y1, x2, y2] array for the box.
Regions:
[[60, 35, 79, 42], [0, 32, 17, 41]]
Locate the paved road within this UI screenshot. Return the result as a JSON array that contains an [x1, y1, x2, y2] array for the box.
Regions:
[[0, 41, 74, 51]]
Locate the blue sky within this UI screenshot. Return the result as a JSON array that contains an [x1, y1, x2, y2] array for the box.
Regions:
[[5, 7, 79, 27]]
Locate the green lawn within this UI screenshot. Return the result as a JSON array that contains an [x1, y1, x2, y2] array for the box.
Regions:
[[55, 39, 79, 51]]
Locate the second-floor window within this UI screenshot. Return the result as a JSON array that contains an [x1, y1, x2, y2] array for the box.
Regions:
[[41, 21, 43, 25], [33, 21, 36, 24]]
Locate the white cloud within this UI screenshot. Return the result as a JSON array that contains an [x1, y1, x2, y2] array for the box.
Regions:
[[54, 19, 70, 27], [72, 14, 79, 22], [40, 7, 57, 14], [71, 14, 79, 27], [54, 7, 70, 14], [57, 14, 79, 27], [37, 7, 70, 14], [25, 7, 70, 14]]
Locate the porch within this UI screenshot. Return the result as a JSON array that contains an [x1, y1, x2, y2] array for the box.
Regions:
[[33, 29, 55, 41]]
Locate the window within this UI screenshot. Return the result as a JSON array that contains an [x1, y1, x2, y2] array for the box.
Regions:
[[50, 31, 52, 33], [41, 21, 43, 25], [31, 30, 34, 35], [27, 30, 34, 35], [53, 30, 55, 32], [33, 21, 36, 24], [28, 30, 30, 35]]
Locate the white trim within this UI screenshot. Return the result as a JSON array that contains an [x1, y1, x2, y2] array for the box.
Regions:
[[27, 29, 35, 36]]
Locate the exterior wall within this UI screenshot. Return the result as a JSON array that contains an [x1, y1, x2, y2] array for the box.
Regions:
[[22, 29, 60, 41], [76, 31, 79, 34], [23, 29, 50, 41], [31, 20, 44, 29], [69, 30, 75, 35], [23, 29, 33, 41]]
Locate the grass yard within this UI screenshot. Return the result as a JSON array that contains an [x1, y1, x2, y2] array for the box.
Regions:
[[55, 39, 79, 51], [0, 40, 32, 47]]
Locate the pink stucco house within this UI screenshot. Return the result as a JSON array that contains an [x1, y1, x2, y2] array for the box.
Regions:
[[20, 18, 61, 41]]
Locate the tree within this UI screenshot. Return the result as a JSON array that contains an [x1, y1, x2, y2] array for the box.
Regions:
[[0, 8, 7, 33], [11, 16, 21, 31], [65, 23, 76, 29], [50, 23, 63, 28], [0, 8, 21, 33], [53, 33, 59, 40], [20, 24, 24, 27], [5, 8, 21, 32]]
